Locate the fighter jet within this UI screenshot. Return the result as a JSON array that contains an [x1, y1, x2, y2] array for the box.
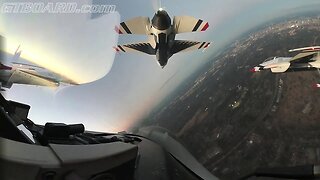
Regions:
[[0, 46, 78, 89], [251, 46, 320, 87], [113, 8, 211, 68]]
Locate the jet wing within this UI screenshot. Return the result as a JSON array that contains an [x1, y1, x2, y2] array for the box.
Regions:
[[115, 17, 151, 35], [8, 69, 60, 87], [12, 62, 78, 85], [12, 62, 45, 70], [173, 16, 209, 33], [269, 62, 291, 73], [114, 43, 156, 55], [171, 40, 211, 54], [289, 46, 320, 53], [289, 52, 318, 63]]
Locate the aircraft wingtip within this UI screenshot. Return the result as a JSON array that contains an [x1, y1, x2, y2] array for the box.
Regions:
[[114, 26, 122, 34], [201, 22, 209, 31]]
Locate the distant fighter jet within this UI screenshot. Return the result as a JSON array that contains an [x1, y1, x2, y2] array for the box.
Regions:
[[114, 8, 211, 68], [251, 46, 320, 87], [0, 46, 78, 89]]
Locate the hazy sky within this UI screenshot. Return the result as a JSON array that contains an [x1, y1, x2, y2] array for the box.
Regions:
[[2, 0, 320, 132]]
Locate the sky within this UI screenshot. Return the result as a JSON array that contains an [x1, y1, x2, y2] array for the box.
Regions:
[[1, 0, 320, 132]]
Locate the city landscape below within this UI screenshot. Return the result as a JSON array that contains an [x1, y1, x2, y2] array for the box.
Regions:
[[136, 16, 320, 179]]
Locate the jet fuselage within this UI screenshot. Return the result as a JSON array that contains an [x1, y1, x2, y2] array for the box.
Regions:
[[252, 56, 320, 73], [150, 10, 175, 67]]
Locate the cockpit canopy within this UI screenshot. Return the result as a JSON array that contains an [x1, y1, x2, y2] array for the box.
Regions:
[[260, 56, 291, 66], [264, 56, 278, 62], [152, 10, 171, 30]]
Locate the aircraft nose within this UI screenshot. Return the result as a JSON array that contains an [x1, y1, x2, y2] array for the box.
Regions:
[[249, 67, 259, 73], [249, 68, 256, 73], [312, 83, 320, 88]]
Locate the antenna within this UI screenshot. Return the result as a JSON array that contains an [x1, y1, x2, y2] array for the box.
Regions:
[[12, 45, 22, 62], [14, 45, 21, 54]]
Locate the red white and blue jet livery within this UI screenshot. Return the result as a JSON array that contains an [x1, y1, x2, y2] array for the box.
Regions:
[[114, 8, 211, 68], [0, 46, 78, 89], [251, 46, 320, 88]]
